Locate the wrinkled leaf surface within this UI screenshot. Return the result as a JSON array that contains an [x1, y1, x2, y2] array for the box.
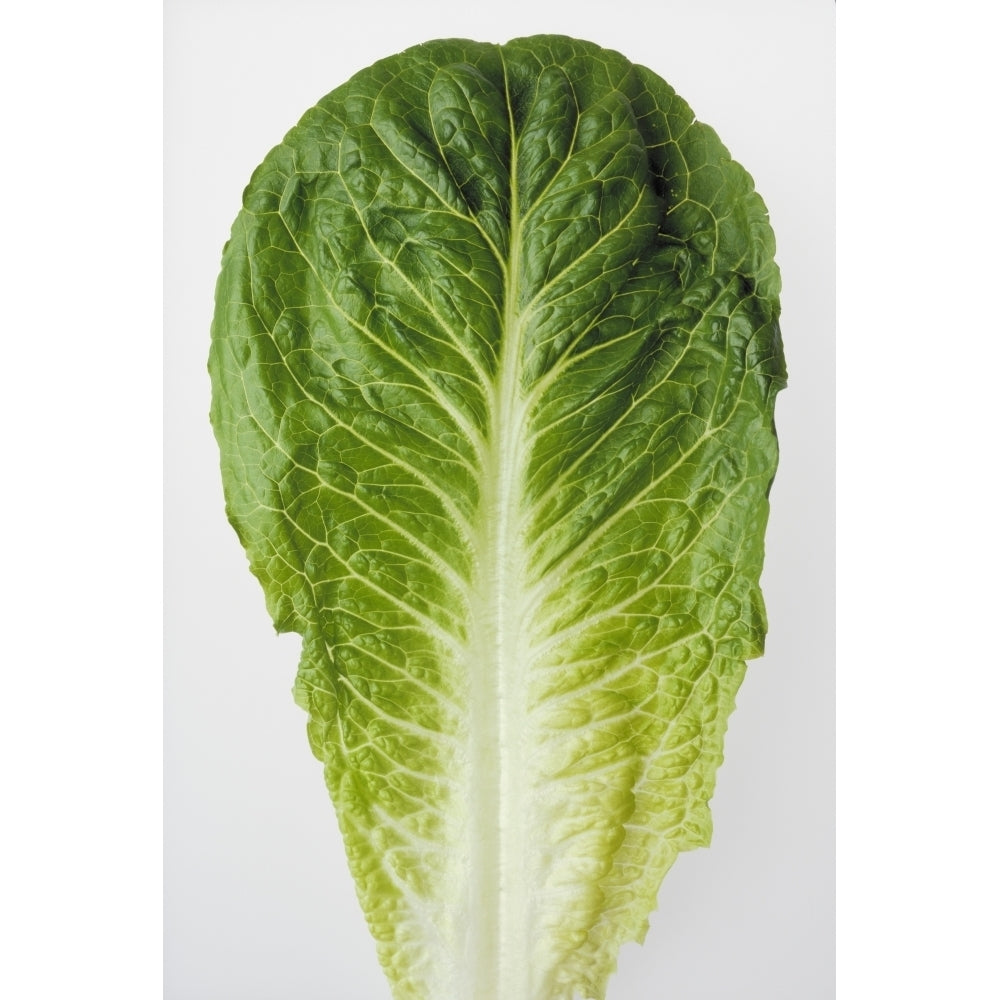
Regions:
[[210, 34, 785, 1000]]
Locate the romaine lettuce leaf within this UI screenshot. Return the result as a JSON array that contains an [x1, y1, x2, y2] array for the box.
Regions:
[[209, 34, 785, 1000]]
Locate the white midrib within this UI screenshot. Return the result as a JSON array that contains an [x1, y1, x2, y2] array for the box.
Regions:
[[466, 89, 532, 1000]]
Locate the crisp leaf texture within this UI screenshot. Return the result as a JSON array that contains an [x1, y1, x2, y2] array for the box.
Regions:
[[210, 35, 785, 1000]]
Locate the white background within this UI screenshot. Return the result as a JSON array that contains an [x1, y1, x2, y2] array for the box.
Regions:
[[164, 1, 834, 998]]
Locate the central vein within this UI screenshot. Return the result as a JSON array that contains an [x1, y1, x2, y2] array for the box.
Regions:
[[467, 60, 531, 1000]]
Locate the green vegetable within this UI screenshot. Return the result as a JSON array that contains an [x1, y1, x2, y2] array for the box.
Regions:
[[209, 34, 785, 1000]]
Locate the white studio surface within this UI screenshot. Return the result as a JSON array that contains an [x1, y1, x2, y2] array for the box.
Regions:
[[164, 2, 833, 997]]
